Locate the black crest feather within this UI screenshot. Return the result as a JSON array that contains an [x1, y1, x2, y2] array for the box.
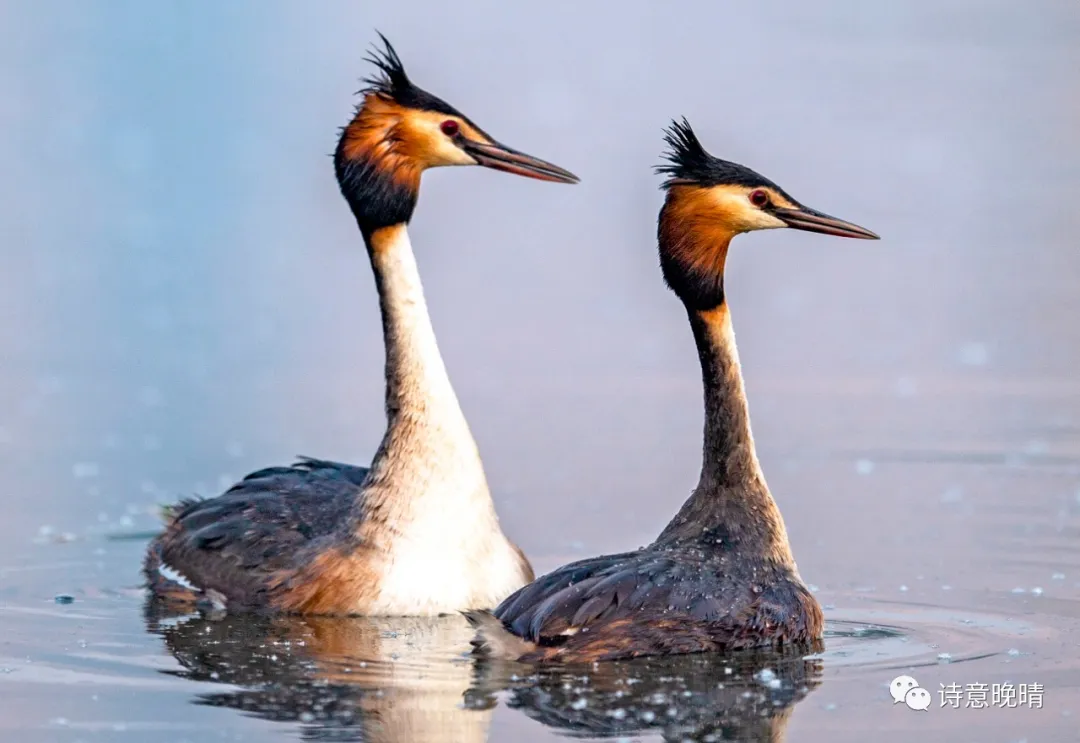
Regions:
[[359, 32, 464, 118], [656, 118, 712, 184], [361, 32, 411, 99], [656, 118, 783, 192]]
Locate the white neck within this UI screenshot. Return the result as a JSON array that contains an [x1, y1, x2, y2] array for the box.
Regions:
[[360, 224, 491, 524], [376, 228, 468, 430], [352, 224, 532, 613], [340, 223, 530, 614]]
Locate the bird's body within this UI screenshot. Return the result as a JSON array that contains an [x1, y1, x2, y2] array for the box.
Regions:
[[144, 35, 578, 616], [467, 549, 819, 664], [467, 120, 877, 662]]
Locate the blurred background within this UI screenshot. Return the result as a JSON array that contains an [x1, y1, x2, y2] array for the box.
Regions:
[[0, 1, 1078, 742]]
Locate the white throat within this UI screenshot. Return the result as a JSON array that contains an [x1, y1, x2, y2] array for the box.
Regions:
[[366, 224, 483, 494], [376, 228, 469, 429], [357, 225, 527, 613]]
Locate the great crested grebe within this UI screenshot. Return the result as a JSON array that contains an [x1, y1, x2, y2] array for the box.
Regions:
[[466, 119, 878, 662], [144, 35, 578, 616]]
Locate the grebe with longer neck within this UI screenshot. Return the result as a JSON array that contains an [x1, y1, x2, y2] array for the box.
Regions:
[[144, 35, 578, 616], [467, 119, 878, 662]]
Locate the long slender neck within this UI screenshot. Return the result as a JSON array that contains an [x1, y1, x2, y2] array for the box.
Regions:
[[689, 301, 765, 491], [367, 225, 468, 427], [654, 221, 793, 564], [356, 224, 489, 523], [333, 120, 490, 520]]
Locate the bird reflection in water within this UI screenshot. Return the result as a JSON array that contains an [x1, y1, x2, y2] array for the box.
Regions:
[[145, 603, 821, 743], [145, 603, 494, 742], [485, 648, 822, 743]]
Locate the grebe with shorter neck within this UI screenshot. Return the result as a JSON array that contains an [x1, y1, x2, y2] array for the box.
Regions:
[[467, 119, 878, 662], [144, 34, 578, 616]]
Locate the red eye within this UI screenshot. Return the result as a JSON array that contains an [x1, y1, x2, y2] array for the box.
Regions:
[[749, 189, 769, 207], [440, 120, 460, 136]]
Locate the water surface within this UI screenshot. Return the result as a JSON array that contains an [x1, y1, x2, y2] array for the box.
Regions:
[[1, 1, 1078, 741]]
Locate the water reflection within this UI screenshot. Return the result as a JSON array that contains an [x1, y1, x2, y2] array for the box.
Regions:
[[493, 651, 821, 743], [146, 607, 492, 743], [5, 0, 1079, 739], [145, 603, 820, 743]]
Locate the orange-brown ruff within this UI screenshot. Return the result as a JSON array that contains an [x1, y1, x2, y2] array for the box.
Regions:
[[467, 119, 878, 662], [144, 35, 577, 616], [340, 93, 424, 193]]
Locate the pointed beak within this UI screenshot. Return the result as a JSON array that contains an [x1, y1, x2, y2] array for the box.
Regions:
[[462, 139, 579, 184], [772, 205, 879, 240]]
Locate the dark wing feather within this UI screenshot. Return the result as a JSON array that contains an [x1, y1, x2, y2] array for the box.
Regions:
[[494, 552, 635, 637], [146, 459, 370, 607], [519, 579, 824, 663], [522, 613, 733, 662], [495, 551, 734, 643], [492, 545, 810, 654]]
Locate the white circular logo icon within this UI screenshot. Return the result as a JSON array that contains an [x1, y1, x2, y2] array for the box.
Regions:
[[905, 686, 932, 711], [890, 675, 931, 711], [890, 675, 919, 704]]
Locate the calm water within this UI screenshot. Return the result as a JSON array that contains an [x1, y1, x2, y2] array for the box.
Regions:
[[2, 1, 1079, 741]]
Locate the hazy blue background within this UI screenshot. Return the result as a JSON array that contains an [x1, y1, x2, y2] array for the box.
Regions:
[[1, 2, 1078, 741]]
